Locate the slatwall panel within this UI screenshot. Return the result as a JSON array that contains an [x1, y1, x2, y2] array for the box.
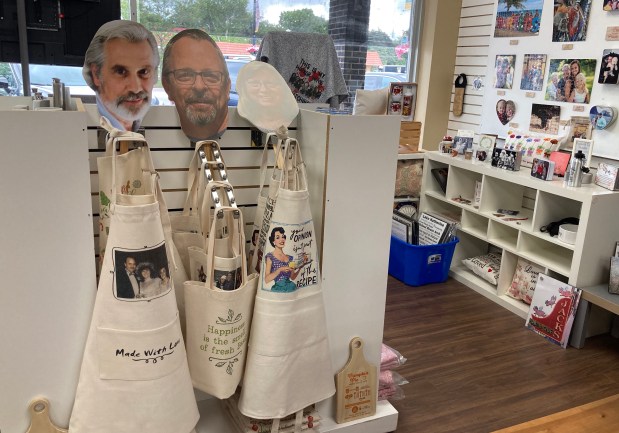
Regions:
[[85, 105, 297, 262], [448, 0, 494, 137], [449, 1, 538, 211]]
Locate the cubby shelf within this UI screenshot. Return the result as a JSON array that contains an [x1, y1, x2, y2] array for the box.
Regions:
[[421, 151, 619, 319]]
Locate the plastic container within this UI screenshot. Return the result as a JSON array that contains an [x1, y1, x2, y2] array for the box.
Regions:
[[388, 236, 459, 286]]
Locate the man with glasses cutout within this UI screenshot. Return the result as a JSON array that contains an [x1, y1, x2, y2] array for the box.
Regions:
[[162, 29, 231, 141]]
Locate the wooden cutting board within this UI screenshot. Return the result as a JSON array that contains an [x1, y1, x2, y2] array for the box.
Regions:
[[26, 398, 68, 433], [335, 337, 377, 424]]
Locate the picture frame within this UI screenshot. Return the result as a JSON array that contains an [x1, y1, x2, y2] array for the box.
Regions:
[[387, 82, 417, 122], [568, 116, 592, 149], [572, 138, 593, 167], [549, 150, 572, 177]]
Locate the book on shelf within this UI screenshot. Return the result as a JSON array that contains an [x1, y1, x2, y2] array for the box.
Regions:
[[417, 211, 459, 246], [525, 274, 581, 348]]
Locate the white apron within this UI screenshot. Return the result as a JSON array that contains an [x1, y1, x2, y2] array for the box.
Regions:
[[184, 204, 258, 399], [69, 126, 199, 433], [239, 139, 335, 419]]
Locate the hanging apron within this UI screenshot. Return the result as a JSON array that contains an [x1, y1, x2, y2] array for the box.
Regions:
[[249, 133, 285, 273], [239, 139, 335, 420], [70, 125, 199, 433], [184, 204, 258, 399]]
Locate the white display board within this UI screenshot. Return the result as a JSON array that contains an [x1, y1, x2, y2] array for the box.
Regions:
[[0, 111, 97, 432], [479, 1, 619, 160]]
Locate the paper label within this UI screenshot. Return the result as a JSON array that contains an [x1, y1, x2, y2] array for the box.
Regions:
[[573, 105, 585, 112], [525, 92, 535, 98], [341, 369, 374, 421], [606, 26, 619, 41], [509, 40, 519, 45], [497, 90, 506, 96], [562, 44, 574, 50]]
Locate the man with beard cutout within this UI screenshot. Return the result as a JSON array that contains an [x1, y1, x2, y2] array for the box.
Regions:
[[83, 20, 159, 131], [162, 29, 230, 141]]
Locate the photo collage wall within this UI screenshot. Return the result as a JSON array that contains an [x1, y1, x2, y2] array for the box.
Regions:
[[479, 0, 619, 160]]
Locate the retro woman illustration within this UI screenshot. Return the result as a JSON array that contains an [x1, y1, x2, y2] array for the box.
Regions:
[[264, 227, 304, 292]]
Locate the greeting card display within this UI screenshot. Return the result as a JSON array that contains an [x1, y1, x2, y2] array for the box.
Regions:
[[525, 274, 581, 348], [387, 82, 417, 121]]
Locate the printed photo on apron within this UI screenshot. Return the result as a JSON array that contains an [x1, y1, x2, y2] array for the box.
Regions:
[[113, 243, 172, 300], [261, 221, 318, 293]]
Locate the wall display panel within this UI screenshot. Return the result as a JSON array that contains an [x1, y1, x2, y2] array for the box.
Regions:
[[479, 0, 619, 160]]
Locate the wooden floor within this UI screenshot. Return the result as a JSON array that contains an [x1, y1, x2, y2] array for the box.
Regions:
[[382, 276, 619, 433]]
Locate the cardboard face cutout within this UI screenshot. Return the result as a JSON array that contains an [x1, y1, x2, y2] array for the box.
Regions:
[[237, 61, 299, 133], [162, 29, 230, 141], [83, 20, 159, 132]]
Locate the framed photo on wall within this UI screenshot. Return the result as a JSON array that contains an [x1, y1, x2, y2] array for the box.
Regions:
[[572, 138, 594, 167], [388, 82, 417, 122]]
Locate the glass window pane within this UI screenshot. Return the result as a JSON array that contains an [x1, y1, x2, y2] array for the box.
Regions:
[[134, 0, 415, 99]]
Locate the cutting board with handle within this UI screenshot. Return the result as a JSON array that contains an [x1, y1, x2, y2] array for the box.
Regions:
[[335, 336, 377, 424]]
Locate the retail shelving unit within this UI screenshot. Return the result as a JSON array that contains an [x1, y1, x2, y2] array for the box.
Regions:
[[420, 151, 619, 319]]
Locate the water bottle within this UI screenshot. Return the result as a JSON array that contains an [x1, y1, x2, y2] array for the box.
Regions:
[[565, 150, 585, 187]]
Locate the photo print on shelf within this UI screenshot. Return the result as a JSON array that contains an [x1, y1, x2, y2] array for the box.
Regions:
[[598, 50, 619, 84], [530, 103, 561, 135], [552, 0, 592, 43], [494, 55, 516, 89], [545, 58, 596, 103], [521, 54, 547, 91], [494, 0, 543, 37]]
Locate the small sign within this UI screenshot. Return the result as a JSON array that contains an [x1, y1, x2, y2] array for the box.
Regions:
[[525, 92, 536, 98], [497, 90, 506, 96], [573, 105, 585, 112], [510, 40, 519, 45], [559, 120, 570, 126], [562, 44, 574, 50], [509, 122, 519, 128], [606, 26, 619, 41]]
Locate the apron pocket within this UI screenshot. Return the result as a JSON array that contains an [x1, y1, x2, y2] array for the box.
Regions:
[[97, 314, 185, 381]]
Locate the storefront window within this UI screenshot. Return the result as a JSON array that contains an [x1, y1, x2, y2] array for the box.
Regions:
[[1, 1, 418, 98]]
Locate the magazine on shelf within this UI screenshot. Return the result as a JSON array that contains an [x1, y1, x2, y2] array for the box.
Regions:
[[525, 274, 581, 348], [417, 211, 459, 245]]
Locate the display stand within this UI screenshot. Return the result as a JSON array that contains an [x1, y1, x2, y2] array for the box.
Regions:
[[420, 151, 619, 319], [1, 106, 400, 432]]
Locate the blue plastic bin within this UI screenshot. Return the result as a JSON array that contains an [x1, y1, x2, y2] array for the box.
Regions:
[[388, 236, 459, 286]]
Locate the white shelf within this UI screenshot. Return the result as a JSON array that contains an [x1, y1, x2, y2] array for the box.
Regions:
[[449, 266, 529, 319], [397, 151, 425, 160], [195, 399, 398, 433], [421, 151, 619, 318]]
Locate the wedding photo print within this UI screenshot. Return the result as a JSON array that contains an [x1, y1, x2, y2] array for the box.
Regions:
[[113, 244, 172, 300], [545, 58, 596, 103]]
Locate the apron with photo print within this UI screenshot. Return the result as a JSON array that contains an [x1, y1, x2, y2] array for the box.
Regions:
[[239, 139, 335, 420], [184, 205, 258, 399], [70, 126, 199, 433]]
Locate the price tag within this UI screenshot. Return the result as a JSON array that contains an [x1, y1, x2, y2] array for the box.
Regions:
[[509, 122, 519, 128], [573, 105, 585, 112], [606, 26, 619, 41], [497, 90, 506, 96], [562, 44, 574, 50], [525, 92, 536, 98], [510, 40, 519, 45]]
